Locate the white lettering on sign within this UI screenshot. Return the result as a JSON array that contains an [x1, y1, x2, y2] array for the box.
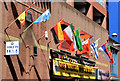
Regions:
[[6, 41, 19, 55]]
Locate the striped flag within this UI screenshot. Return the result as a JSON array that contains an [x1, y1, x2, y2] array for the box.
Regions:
[[74, 29, 83, 52], [50, 20, 65, 44], [62, 23, 77, 52], [90, 39, 99, 60], [99, 43, 114, 64]]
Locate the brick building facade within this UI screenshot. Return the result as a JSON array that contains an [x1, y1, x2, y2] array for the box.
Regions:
[[0, 0, 116, 81]]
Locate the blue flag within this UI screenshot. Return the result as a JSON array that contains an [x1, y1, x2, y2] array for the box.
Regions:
[[34, 9, 51, 23]]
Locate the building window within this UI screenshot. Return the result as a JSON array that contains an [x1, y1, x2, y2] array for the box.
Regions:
[[110, 47, 118, 76], [93, 7, 105, 25], [74, 2, 90, 15], [34, 46, 37, 56]]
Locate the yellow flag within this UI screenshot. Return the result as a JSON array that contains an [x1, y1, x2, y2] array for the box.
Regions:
[[17, 11, 26, 26], [57, 21, 64, 40]]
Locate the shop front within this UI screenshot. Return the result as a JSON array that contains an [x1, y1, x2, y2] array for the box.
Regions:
[[50, 49, 97, 81]]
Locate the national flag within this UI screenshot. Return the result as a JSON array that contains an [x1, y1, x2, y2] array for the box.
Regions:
[[51, 27, 60, 44], [34, 9, 51, 23], [57, 20, 64, 41], [74, 29, 83, 51], [90, 40, 98, 60], [62, 23, 77, 52], [81, 37, 91, 54], [17, 3, 34, 26], [107, 45, 114, 64], [17, 11, 26, 26], [76, 31, 92, 57], [51, 20, 66, 44], [99, 43, 114, 64]]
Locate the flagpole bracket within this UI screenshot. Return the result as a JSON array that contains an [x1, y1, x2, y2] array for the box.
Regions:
[[30, 55, 34, 60], [20, 33, 30, 49], [47, 41, 51, 48], [57, 44, 60, 50], [4, 27, 11, 41], [4, 27, 9, 32], [37, 34, 45, 44]]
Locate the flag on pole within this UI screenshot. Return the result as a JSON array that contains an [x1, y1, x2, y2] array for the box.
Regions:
[[99, 43, 114, 64], [57, 20, 64, 41], [107, 45, 114, 64], [74, 29, 83, 51], [90, 39, 99, 60], [76, 31, 92, 56], [62, 23, 77, 52], [51, 20, 65, 44], [81, 37, 93, 54], [51, 27, 60, 44], [17, 3, 34, 26], [17, 11, 27, 26], [34, 9, 51, 23]]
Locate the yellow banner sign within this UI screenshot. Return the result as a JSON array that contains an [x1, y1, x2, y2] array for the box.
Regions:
[[52, 58, 97, 79]]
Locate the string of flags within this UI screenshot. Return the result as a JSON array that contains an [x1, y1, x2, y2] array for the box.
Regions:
[[21, 9, 51, 34], [17, 3, 51, 27], [51, 20, 83, 52], [50, 19, 114, 64]]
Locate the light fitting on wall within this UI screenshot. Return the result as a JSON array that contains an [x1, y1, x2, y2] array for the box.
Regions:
[[111, 33, 117, 38], [109, 33, 120, 46]]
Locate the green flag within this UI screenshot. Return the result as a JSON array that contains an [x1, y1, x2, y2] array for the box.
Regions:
[[74, 29, 83, 51], [107, 45, 111, 50], [70, 23, 74, 33]]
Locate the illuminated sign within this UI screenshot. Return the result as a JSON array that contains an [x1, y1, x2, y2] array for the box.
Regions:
[[6, 41, 19, 55], [52, 58, 97, 79]]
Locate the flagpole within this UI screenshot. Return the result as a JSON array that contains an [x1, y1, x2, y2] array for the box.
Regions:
[[57, 40, 66, 49], [22, 22, 34, 33], [34, 19, 65, 46], [20, 18, 64, 47], [4, 2, 35, 41], [97, 38, 101, 41]]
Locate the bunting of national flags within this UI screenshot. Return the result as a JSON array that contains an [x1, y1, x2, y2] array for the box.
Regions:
[[51, 20, 83, 52], [21, 9, 51, 34], [17, 3, 51, 27], [9, 2, 114, 65], [50, 20, 114, 64]]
